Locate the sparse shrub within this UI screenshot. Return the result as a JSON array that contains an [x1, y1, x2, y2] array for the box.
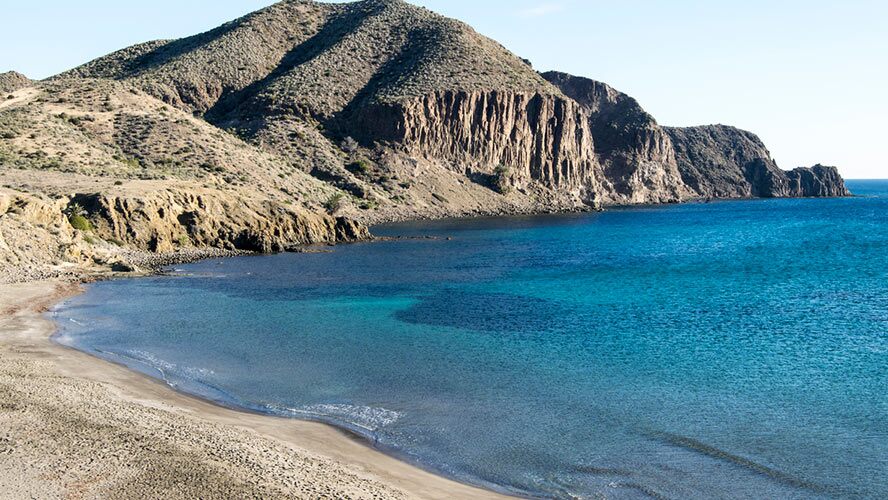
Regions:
[[341, 136, 359, 153], [492, 164, 513, 194], [175, 233, 191, 246], [113, 180, 124, 186], [324, 193, 345, 214], [119, 156, 140, 168], [69, 214, 93, 231], [347, 159, 371, 175], [6, 95, 13, 100]]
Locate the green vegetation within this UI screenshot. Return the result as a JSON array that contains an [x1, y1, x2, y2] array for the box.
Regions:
[[492, 164, 512, 194], [359, 199, 379, 210], [69, 214, 93, 231], [346, 159, 371, 176], [175, 233, 191, 246], [65, 202, 93, 231], [120, 156, 141, 168], [323, 193, 345, 214]]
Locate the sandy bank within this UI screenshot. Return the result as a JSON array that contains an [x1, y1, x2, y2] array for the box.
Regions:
[[0, 280, 506, 499]]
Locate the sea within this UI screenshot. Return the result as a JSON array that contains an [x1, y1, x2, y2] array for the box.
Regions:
[[52, 180, 887, 499]]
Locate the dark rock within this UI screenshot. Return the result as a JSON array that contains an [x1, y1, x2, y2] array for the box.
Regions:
[[665, 125, 850, 198]]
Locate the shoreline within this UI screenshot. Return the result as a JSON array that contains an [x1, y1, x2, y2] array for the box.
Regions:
[[0, 279, 508, 498]]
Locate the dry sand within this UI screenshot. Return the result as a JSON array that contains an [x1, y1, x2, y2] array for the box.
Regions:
[[0, 280, 506, 499]]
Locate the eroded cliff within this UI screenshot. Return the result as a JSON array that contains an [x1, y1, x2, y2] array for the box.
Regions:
[[666, 125, 849, 198], [0, 0, 853, 279], [354, 90, 602, 195], [542, 71, 687, 203]]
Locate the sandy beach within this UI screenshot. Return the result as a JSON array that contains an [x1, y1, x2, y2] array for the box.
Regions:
[[0, 280, 505, 499]]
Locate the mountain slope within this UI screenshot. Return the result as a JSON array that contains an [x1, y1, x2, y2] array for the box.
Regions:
[[62, 0, 611, 205], [62, 0, 847, 210], [0, 78, 365, 280], [1, 0, 850, 278]]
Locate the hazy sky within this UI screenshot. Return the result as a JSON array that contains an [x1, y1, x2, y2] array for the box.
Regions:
[[2, 0, 885, 178]]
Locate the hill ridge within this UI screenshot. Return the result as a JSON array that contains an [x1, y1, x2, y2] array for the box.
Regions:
[[1, 0, 849, 279]]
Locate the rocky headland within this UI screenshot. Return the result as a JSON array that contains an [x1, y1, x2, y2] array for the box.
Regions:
[[1, 0, 850, 280]]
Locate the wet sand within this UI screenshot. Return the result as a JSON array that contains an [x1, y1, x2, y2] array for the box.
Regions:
[[0, 280, 506, 499]]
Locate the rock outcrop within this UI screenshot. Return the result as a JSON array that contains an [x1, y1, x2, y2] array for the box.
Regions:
[[71, 188, 367, 253], [0, 184, 368, 282], [0, 189, 79, 272], [666, 125, 850, 198], [355, 90, 601, 195], [0, 0, 852, 278], [59, 0, 849, 212], [0, 72, 32, 94], [542, 71, 687, 203], [785, 165, 850, 197]]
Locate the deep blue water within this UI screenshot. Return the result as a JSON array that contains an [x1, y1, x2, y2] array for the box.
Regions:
[[53, 181, 887, 499]]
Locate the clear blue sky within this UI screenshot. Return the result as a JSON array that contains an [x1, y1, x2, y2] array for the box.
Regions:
[[2, 1, 886, 178]]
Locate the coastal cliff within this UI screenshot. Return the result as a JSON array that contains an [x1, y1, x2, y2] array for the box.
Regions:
[[0, 0, 851, 279], [355, 90, 601, 194], [72, 189, 367, 253], [0, 185, 366, 282], [785, 165, 850, 197], [666, 125, 850, 198], [542, 71, 687, 203]]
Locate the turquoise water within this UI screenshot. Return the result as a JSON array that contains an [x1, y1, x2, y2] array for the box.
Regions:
[[54, 181, 887, 499]]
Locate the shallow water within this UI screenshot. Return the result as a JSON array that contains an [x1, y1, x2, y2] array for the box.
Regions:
[[54, 180, 888, 499]]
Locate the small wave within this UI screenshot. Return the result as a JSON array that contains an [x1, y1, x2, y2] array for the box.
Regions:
[[271, 403, 401, 431], [117, 350, 215, 383]]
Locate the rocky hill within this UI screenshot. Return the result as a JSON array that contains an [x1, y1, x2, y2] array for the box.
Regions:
[[0, 72, 32, 94], [541, 71, 687, 204], [542, 72, 848, 201], [0, 78, 365, 281], [1, 0, 849, 279], [666, 125, 849, 198]]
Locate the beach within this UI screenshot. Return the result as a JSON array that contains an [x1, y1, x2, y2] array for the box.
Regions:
[[0, 280, 504, 499]]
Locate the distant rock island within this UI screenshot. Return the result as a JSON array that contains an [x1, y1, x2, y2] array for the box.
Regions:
[[0, 0, 849, 280]]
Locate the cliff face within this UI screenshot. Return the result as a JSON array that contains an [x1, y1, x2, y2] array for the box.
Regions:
[[354, 90, 601, 194], [665, 125, 850, 198], [542, 71, 686, 203], [0, 185, 367, 283], [59, 0, 848, 214], [72, 188, 367, 254], [0, 190, 80, 273], [666, 125, 786, 198], [786, 165, 851, 197]]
